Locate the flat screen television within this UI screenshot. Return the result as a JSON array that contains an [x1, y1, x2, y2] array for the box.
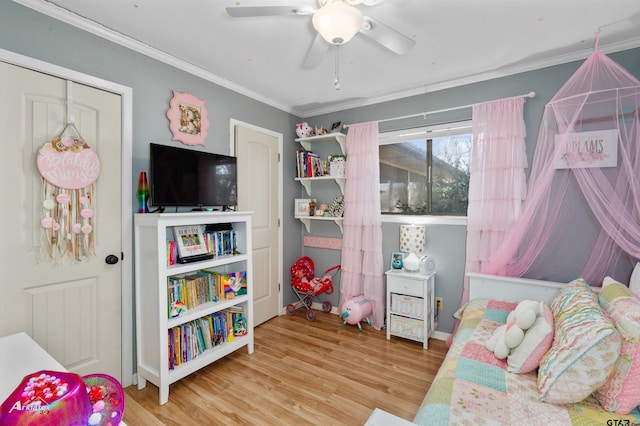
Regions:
[[149, 143, 237, 209]]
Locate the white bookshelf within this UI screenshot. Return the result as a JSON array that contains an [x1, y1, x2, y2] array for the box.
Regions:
[[134, 211, 253, 405]]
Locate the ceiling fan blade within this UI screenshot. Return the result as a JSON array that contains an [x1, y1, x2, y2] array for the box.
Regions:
[[359, 16, 415, 55], [226, 5, 315, 18], [302, 34, 330, 68]]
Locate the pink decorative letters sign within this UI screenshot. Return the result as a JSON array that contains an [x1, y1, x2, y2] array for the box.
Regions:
[[36, 138, 101, 189], [36, 127, 99, 262], [167, 90, 210, 146], [555, 129, 619, 169], [303, 235, 342, 250]]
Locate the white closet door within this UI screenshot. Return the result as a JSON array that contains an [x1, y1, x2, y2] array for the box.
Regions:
[[0, 61, 123, 380]]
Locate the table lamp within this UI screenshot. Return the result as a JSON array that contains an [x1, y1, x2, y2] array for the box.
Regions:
[[400, 224, 425, 271]]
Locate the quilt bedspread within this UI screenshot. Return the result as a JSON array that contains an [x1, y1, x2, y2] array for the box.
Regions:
[[414, 299, 640, 426]]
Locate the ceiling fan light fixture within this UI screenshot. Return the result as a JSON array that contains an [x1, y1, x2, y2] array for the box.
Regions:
[[312, 1, 364, 45]]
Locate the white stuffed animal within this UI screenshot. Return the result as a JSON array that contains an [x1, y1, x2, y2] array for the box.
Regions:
[[486, 300, 543, 359], [486, 324, 510, 359]]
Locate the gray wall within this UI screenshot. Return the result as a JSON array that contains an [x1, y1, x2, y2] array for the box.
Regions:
[[0, 0, 302, 317], [3, 1, 640, 335], [0, 1, 298, 187], [304, 48, 640, 333]]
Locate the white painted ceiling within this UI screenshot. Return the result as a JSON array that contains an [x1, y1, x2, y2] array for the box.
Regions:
[[17, 0, 640, 117]]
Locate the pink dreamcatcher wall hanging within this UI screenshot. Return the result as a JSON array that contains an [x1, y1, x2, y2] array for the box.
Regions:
[[36, 122, 101, 262]]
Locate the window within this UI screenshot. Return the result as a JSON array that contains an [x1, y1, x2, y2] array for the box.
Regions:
[[379, 122, 471, 216]]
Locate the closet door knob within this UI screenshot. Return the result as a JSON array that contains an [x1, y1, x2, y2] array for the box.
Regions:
[[105, 254, 119, 265]]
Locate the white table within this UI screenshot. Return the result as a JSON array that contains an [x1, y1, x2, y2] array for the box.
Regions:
[[0, 332, 126, 425], [0, 332, 67, 401]]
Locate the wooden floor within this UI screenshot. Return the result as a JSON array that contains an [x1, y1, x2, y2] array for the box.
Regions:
[[123, 310, 447, 426]]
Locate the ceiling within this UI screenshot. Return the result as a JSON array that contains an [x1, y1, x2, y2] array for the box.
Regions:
[[16, 0, 640, 117]]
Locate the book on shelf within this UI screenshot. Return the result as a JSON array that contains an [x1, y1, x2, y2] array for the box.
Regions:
[[185, 323, 192, 362], [173, 225, 210, 260], [166, 240, 178, 266], [185, 273, 210, 307], [296, 149, 324, 178], [168, 269, 246, 318], [167, 307, 246, 370], [166, 230, 237, 267], [296, 148, 306, 177], [203, 229, 238, 256], [196, 270, 218, 303], [199, 269, 221, 301]]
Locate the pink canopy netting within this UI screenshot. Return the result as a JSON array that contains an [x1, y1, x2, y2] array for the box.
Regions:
[[484, 50, 640, 284]]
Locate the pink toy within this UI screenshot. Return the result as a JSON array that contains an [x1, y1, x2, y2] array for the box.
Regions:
[[0, 370, 124, 426], [295, 122, 313, 138], [341, 295, 372, 332]]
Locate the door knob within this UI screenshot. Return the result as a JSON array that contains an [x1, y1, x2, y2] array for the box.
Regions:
[[105, 254, 119, 265]]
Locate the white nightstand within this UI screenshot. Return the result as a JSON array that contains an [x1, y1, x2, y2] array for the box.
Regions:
[[385, 270, 435, 349]]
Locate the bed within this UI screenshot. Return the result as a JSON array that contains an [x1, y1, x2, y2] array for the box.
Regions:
[[414, 272, 640, 425]]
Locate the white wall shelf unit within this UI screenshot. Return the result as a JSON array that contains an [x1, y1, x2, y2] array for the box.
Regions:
[[134, 211, 253, 405], [295, 132, 345, 234], [295, 132, 346, 154], [295, 215, 344, 233], [294, 175, 346, 196]]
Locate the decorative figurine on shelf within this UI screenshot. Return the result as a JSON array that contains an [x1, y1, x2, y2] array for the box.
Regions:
[[341, 295, 373, 332], [403, 252, 420, 271], [328, 154, 346, 177], [329, 195, 344, 217], [137, 171, 150, 213], [170, 301, 187, 318], [234, 314, 248, 336], [319, 203, 330, 217], [295, 122, 312, 138], [391, 252, 404, 269], [308, 200, 316, 216]]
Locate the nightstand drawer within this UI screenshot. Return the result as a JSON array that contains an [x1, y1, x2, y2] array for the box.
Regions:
[[387, 276, 424, 297], [391, 294, 424, 318], [389, 315, 424, 342]]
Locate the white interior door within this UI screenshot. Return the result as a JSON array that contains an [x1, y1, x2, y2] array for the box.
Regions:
[[0, 61, 123, 380], [234, 123, 282, 326]]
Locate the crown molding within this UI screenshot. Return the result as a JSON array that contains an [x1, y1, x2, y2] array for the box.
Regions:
[[14, 0, 640, 119], [13, 0, 295, 115], [298, 36, 640, 117]]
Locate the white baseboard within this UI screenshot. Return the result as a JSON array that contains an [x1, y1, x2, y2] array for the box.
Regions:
[[431, 330, 450, 341], [281, 303, 452, 341]]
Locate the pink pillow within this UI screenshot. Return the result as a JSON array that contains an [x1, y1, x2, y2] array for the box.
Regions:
[[507, 302, 554, 373], [595, 280, 640, 414], [538, 279, 621, 405]]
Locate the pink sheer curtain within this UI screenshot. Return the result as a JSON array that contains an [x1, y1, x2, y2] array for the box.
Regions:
[[462, 96, 528, 304], [485, 51, 640, 283], [340, 121, 385, 330]]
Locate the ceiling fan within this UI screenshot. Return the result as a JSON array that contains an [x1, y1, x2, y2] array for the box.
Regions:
[[226, 0, 416, 68]]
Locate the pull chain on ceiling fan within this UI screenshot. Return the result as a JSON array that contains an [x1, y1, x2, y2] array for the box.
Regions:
[[334, 45, 341, 90]]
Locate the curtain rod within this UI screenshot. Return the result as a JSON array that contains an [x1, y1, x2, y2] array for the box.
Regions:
[[343, 91, 536, 129]]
